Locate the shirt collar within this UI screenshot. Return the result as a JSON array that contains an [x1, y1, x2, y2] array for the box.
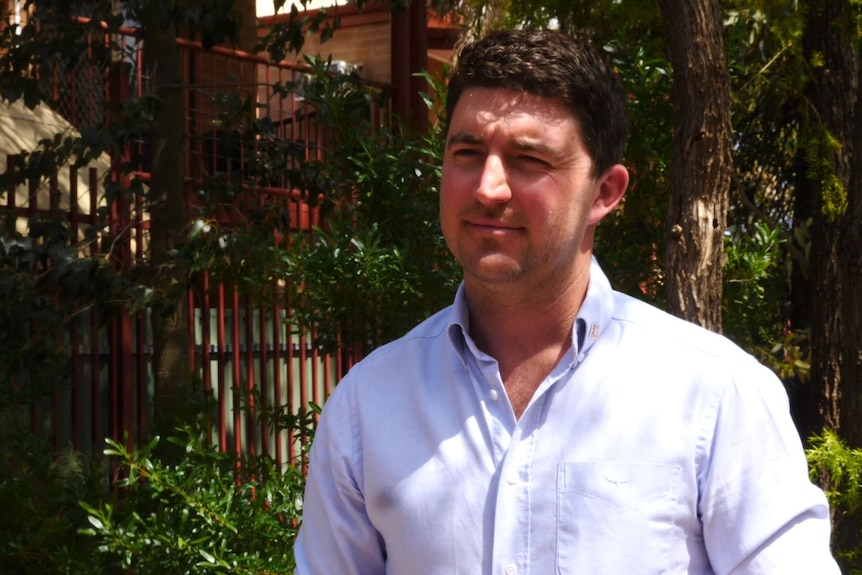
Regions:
[[574, 257, 615, 360], [446, 282, 473, 359]]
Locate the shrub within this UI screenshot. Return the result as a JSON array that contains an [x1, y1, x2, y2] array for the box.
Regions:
[[807, 429, 862, 573], [80, 405, 317, 574]]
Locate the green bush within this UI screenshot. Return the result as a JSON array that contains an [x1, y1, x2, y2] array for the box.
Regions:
[[807, 429, 862, 573], [80, 405, 317, 575], [0, 426, 108, 575], [176, 60, 460, 355]]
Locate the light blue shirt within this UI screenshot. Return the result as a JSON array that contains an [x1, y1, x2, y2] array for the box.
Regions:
[[294, 259, 839, 574]]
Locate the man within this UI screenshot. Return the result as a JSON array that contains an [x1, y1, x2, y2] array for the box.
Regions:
[[294, 29, 839, 574]]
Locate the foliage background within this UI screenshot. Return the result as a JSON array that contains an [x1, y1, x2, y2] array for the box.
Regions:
[[2, 0, 861, 572]]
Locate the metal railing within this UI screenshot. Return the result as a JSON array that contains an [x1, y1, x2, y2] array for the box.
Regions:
[[1, 20, 390, 465]]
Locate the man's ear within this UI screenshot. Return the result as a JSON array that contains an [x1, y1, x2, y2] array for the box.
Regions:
[[588, 164, 629, 225]]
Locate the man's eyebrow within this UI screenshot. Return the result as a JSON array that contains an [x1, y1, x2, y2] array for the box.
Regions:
[[446, 131, 483, 148], [510, 138, 555, 156], [446, 133, 552, 151]]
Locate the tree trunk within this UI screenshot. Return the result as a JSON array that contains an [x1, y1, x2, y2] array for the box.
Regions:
[[657, 0, 733, 332], [143, 1, 193, 436], [802, 0, 862, 447]]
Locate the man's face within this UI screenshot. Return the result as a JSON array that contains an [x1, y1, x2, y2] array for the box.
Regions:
[[440, 87, 612, 290]]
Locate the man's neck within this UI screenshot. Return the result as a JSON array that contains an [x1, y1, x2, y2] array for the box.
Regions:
[[463, 269, 590, 418]]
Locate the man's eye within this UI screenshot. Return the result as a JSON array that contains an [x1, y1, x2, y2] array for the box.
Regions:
[[452, 148, 480, 157], [518, 155, 549, 167]]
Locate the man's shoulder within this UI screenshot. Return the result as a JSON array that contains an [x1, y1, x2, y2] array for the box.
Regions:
[[337, 305, 456, 388], [610, 290, 750, 362], [606, 291, 784, 405], [363, 305, 453, 360], [322, 305, 459, 414]]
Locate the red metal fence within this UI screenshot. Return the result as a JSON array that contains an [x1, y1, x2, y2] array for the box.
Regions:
[[1, 24, 390, 467]]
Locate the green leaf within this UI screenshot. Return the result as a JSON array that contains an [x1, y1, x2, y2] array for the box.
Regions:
[[87, 515, 105, 530], [198, 549, 217, 564]]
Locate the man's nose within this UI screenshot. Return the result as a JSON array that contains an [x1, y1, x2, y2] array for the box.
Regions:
[[474, 155, 511, 204]]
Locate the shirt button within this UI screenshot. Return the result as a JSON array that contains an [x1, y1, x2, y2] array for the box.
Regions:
[[507, 472, 518, 485], [505, 564, 518, 575], [489, 388, 499, 401]]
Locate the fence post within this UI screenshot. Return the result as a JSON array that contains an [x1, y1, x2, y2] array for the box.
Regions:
[[106, 59, 138, 450]]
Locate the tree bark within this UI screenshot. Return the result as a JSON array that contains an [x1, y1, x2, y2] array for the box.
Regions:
[[657, 0, 734, 332], [142, 0, 194, 436], [802, 0, 862, 447]]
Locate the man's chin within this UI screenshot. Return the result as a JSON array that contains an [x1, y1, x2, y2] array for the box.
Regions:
[[462, 259, 525, 284]]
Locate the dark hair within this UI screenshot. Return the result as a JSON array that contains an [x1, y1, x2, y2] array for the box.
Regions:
[[446, 29, 628, 176]]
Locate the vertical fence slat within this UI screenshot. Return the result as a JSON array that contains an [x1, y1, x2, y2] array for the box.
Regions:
[[244, 296, 256, 457], [286, 296, 297, 464], [231, 288, 242, 456], [217, 282, 228, 451], [272, 300, 285, 468], [136, 309, 147, 446], [201, 273, 213, 444], [258, 305, 270, 460]]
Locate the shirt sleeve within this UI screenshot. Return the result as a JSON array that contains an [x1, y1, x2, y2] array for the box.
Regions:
[[293, 382, 386, 575], [697, 360, 841, 575]]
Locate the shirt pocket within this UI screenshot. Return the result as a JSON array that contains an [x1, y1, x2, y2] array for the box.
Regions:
[[556, 461, 681, 574]]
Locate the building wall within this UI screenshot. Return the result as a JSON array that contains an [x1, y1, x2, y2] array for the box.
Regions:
[[297, 13, 391, 83], [233, 0, 259, 52], [179, 0, 260, 177], [259, 3, 392, 84]]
